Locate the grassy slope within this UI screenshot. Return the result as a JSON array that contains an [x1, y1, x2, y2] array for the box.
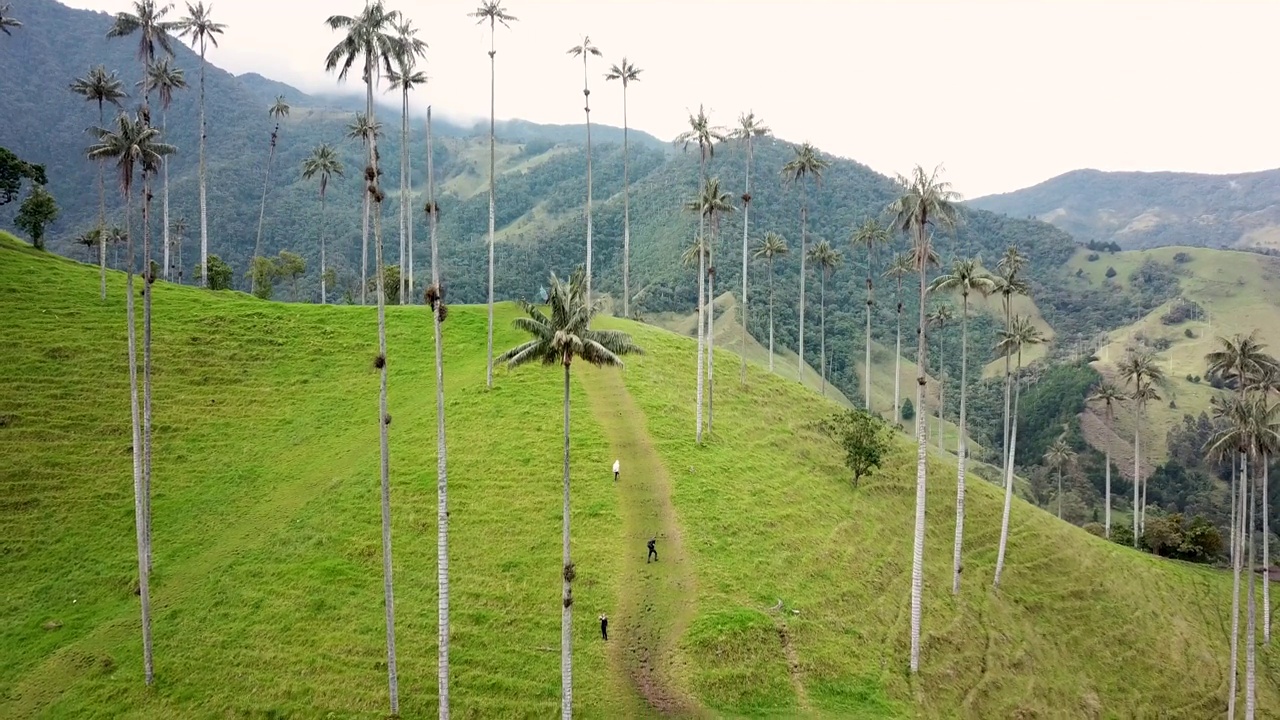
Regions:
[[3, 233, 1278, 717], [1067, 245, 1280, 466]]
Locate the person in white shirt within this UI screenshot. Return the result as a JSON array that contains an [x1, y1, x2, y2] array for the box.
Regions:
[[612, 459, 620, 482]]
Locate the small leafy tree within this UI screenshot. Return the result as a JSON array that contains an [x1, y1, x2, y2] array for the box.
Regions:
[[204, 254, 232, 290], [248, 255, 278, 299], [821, 410, 892, 485], [15, 185, 59, 250], [276, 250, 306, 300]]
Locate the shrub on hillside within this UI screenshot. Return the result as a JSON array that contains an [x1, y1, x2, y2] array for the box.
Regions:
[[1105, 266, 1117, 279], [900, 398, 915, 421], [1173, 251, 1193, 264], [1086, 252, 1100, 262], [818, 410, 893, 486]]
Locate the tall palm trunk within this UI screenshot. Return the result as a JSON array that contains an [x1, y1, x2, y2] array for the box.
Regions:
[[142, 168, 155, 574], [864, 273, 872, 410], [252, 122, 279, 296], [124, 184, 154, 685], [162, 109, 171, 282], [426, 106, 450, 719], [993, 348, 1023, 589], [360, 163, 370, 305], [695, 240, 705, 445], [707, 235, 715, 434], [1245, 462, 1257, 719], [561, 358, 575, 720], [398, 85, 408, 305], [1000, 295, 1013, 495], [1133, 403, 1141, 546], [740, 136, 753, 383], [1104, 444, 1112, 539], [1264, 456, 1271, 645], [1232, 457, 1239, 567], [893, 276, 903, 420], [952, 291, 970, 594], [198, 42, 209, 288], [97, 98, 108, 300], [367, 66, 399, 716], [908, 241, 929, 674], [936, 328, 945, 451], [797, 182, 808, 377], [1229, 452, 1246, 719], [767, 257, 775, 372], [319, 188, 329, 304], [623, 82, 632, 319], [485, 27, 497, 389], [819, 268, 826, 396], [582, 57, 595, 309], [1056, 466, 1063, 518]]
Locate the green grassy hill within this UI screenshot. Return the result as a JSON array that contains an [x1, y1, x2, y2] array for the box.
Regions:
[[3, 233, 1278, 717]]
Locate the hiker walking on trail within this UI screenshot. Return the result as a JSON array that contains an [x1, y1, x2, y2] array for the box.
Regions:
[[613, 459, 620, 482], [647, 537, 658, 563], [600, 613, 608, 641]]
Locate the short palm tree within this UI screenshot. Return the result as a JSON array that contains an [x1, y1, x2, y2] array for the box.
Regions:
[[251, 95, 289, 296], [929, 257, 994, 592], [731, 111, 769, 382], [567, 36, 603, 308], [808, 239, 841, 396], [928, 302, 955, 450], [782, 142, 829, 379], [87, 109, 174, 687], [70, 65, 127, 300], [1086, 382, 1126, 538], [1118, 350, 1164, 538], [0, 2, 22, 35], [886, 164, 960, 673], [346, 112, 381, 304], [604, 58, 641, 317], [472, 1, 516, 385], [423, 104, 452, 720], [386, 27, 426, 305], [1044, 437, 1076, 519], [302, 143, 344, 304], [498, 268, 642, 720], [884, 251, 912, 421], [176, 1, 225, 289], [324, 3, 405, 711], [852, 218, 890, 410], [753, 232, 787, 373], [992, 314, 1044, 590], [140, 58, 187, 282]]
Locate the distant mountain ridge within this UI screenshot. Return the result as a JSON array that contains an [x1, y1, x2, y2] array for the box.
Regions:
[[969, 167, 1280, 250]]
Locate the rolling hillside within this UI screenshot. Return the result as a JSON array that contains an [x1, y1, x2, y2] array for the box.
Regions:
[[3, 233, 1278, 717], [970, 167, 1280, 250]]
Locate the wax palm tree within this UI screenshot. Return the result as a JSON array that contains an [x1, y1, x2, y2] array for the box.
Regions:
[[1119, 350, 1165, 538], [994, 247, 1029, 499], [107, 1, 178, 96], [87, 109, 173, 686], [170, 216, 186, 283], [753, 232, 787, 373], [347, 112, 381, 305], [386, 28, 426, 305], [808, 240, 841, 396], [992, 314, 1044, 590], [701, 178, 735, 433], [324, 3, 404, 711], [1044, 437, 1076, 519], [0, 2, 21, 35], [140, 58, 186, 282], [422, 104, 452, 720], [852, 218, 890, 409], [250, 95, 289, 296], [567, 36, 602, 307], [1256, 372, 1280, 647], [302, 143, 344, 304], [604, 58, 642, 318], [782, 142, 829, 379], [928, 302, 955, 450], [731, 111, 769, 382], [683, 178, 732, 441], [471, 1, 516, 384], [70, 65, 127, 300], [884, 252, 912, 421], [176, 1, 224, 288], [886, 164, 960, 673], [930, 257, 994, 592], [498, 268, 642, 720], [1086, 382, 1126, 539]]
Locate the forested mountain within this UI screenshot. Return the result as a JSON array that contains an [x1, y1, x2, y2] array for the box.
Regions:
[[2, 0, 1185, 430], [970, 167, 1280, 250]]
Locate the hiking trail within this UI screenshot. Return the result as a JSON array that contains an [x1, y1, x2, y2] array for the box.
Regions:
[[584, 367, 701, 717]]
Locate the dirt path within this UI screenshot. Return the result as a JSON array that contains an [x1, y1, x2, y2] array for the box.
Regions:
[[583, 367, 702, 718]]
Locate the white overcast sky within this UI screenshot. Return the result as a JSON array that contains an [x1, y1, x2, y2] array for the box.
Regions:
[[61, 0, 1280, 197]]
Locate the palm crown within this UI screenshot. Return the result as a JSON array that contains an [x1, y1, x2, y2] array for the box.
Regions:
[[87, 110, 176, 195], [470, 1, 517, 29], [674, 105, 726, 161], [782, 142, 829, 186], [685, 177, 734, 222], [604, 58, 642, 86], [1, 2, 22, 35], [733, 111, 771, 142], [1087, 382, 1127, 420], [141, 58, 187, 110], [325, 1, 404, 83], [930, 258, 995, 298], [176, 1, 225, 52], [809, 240, 841, 276], [268, 96, 290, 121], [71, 66, 128, 109], [887, 164, 961, 257], [302, 143, 344, 195], [754, 232, 788, 261], [107, 0, 178, 65], [347, 112, 381, 141], [1205, 332, 1278, 392], [997, 315, 1045, 359], [498, 268, 642, 368]]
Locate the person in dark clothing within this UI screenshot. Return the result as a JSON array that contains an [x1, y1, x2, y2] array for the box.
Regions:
[[647, 537, 657, 563], [599, 613, 608, 641]]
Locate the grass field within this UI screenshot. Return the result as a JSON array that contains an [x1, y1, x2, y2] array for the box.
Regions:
[[3, 232, 1278, 718]]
